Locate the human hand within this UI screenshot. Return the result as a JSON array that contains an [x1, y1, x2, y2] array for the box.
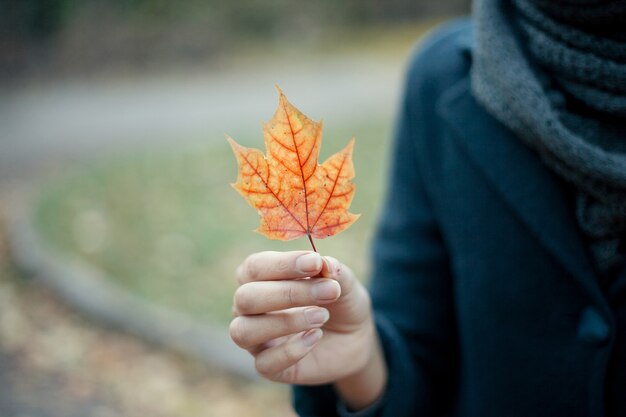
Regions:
[[230, 251, 380, 388]]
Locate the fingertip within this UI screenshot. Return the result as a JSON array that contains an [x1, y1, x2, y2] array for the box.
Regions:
[[296, 252, 323, 274], [304, 306, 330, 326], [311, 278, 341, 301], [235, 264, 245, 284], [321, 256, 342, 278], [302, 328, 323, 347]]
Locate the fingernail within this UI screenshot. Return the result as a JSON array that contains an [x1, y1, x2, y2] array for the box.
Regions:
[[302, 328, 322, 347], [304, 308, 329, 325], [311, 279, 340, 301], [296, 253, 322, 273], [324, 257, 342, 278]]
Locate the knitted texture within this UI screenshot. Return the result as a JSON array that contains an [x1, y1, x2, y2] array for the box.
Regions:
[[471, 0, 626, 275]]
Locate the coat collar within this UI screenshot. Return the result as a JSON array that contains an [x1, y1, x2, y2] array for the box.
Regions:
[[436, 76, 607, 308]]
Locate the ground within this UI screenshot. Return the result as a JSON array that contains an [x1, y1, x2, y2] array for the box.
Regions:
[[0, 202, 295, 417]]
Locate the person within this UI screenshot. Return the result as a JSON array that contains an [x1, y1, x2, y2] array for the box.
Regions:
[[229, 0, 626, 415]]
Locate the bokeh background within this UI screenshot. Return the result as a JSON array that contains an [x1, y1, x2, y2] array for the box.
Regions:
[[0, 1, 469, 416]]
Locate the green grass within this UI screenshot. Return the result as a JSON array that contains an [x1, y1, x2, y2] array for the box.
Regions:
[[35, 119, 393, 325]]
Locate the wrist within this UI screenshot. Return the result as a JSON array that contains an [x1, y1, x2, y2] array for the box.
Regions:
[[333, 319, 388, 411]]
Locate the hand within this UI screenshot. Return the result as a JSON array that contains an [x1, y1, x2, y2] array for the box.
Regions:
[[230, 251, 386, 408]]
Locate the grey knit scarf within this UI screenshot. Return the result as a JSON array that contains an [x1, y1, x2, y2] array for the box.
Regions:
[[471, 0, 626, 277]]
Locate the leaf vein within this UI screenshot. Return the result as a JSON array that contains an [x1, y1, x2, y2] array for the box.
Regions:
[[238, 150, 306, 232], [310, 154, 347, 229]]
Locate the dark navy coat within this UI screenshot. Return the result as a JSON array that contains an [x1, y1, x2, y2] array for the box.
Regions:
[[293, 19, 626, 417]]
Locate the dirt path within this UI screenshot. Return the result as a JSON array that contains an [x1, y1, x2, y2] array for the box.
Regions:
[[0, 54, 403, 182]]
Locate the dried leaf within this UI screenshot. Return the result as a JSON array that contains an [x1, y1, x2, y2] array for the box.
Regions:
[[227, 86, 359, 249]]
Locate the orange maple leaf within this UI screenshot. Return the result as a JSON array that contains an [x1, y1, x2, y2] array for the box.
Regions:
[[227, 86, 359, 251]]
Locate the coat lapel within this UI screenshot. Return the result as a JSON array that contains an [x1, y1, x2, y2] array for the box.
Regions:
[[437, 78, 606, 306]]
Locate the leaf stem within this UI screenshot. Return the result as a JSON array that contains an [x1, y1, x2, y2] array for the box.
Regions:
[[307, 233, 317, 252]]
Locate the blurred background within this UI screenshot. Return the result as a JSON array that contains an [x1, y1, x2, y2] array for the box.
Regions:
[[0, 1, 469, 416]]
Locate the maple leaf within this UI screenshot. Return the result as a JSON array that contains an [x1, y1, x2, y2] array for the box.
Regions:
[[227, 86, 359, 251]]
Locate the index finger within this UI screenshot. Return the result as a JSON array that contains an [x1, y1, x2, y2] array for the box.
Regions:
[[236, 251, 324, 284]]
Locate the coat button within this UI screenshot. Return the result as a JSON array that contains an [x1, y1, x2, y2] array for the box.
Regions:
[[577, 307, 610, 346]]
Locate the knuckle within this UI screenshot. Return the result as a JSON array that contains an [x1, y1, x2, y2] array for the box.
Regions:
[[282, 284, 298, 306], [275, 257, 291, 273], [279, 311, 293, 331]]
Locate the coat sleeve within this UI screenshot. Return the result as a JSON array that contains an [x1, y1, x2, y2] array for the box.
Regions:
[[292, 21, 467, 417]]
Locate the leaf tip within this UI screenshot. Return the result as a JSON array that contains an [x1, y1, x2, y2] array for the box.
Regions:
[[342, 137, 356, 155], [226, 135, 242, 152]]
